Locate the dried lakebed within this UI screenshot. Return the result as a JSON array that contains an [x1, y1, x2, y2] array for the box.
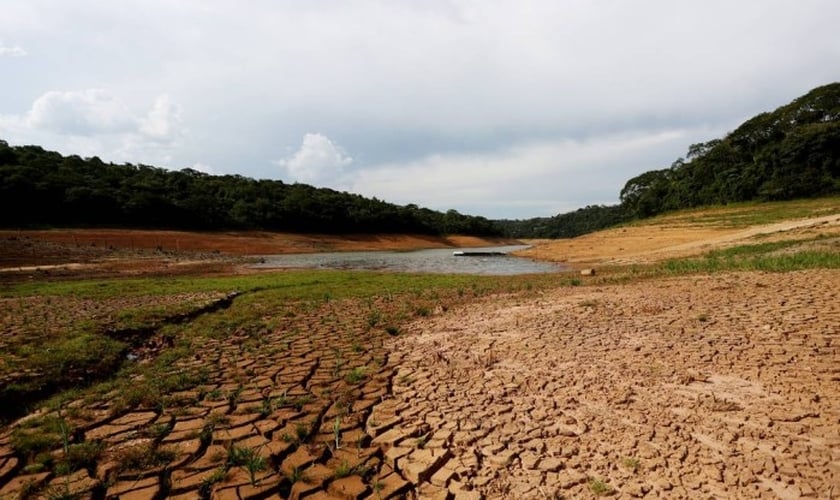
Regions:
[[1, 270, 837, 499]]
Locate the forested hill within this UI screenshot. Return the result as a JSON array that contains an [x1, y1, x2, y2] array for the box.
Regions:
[[0, 142, 500, 236], [499, 82, 840, 238]]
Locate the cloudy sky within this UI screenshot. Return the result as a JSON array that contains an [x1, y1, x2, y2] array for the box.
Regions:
[[2, 1, 839, 219]]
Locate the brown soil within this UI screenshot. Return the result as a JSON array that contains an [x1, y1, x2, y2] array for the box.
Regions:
[[372, 270, 840, 498], [0, 229, 516, 282], [516, 213, 840, 268], [1, 213, 838, 499]]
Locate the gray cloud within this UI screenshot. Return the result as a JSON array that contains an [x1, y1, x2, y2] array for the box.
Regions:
[[1, 0, 839, 218]]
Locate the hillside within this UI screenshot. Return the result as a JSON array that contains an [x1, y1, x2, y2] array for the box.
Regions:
[[502, 82, 840, 239], [0, 141, 499, 237], [516, 197, 840, 267]]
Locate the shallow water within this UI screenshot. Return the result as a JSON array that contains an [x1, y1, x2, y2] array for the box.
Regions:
[[252, 245, 566, 275]]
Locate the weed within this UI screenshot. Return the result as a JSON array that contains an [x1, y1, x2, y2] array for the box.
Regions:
[[227, 445, 267, 486], [696, 313, 709, 322], [414, 435, 428, 449], [367, 309, 381, 328], [57, 441, 104, 474], [286, 466, 309, 484], [295, 421, 311, 442], [345, 367, 367, 385], [589, 478, 612, 496], [292, 394, 314, 411], [205, 387, 225, 401], [384, 325, 399, 336], [621, 457, 640, 472], [333, 416, 342, 450], [114, 443, 176, 471], [199, 466, 227, 496]]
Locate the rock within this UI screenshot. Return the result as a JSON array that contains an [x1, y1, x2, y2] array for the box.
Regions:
[[580, 268, 596, 276]]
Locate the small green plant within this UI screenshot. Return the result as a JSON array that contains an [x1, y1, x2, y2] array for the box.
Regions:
[[589, 478, 613, 496], [384, 325, 399, 336], [227, 445, 267, 486], [199, 466, 227, 497], [205, 388, 224, 401], [287, 466, 308, 484], [697, 313, 709, 322], [292, 394, 314, 411], [367, 309, 381, 328], [345, 367, 367, 384], [333, 416, 342, 450], [295, 421, 311, 442], [115, 443, 176, 471], [621, 457, 640, 472]]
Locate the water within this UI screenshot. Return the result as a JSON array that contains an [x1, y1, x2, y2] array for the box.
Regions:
[[252, 245, 566, 275]]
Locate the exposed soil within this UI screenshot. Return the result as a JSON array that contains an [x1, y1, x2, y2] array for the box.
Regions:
[[516, 214, 840, 268], [1, 215, 838, 498], [372, 270, 840, 498]]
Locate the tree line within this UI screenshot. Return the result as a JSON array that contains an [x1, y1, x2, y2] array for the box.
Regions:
[[0, 143, 500, 236], [499, 82, 840, 238]]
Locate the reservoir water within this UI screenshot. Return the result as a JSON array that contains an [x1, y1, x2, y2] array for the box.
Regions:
[[252, 245, 565, 275]]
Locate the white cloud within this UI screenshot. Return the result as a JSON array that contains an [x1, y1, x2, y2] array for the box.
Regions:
[[25, 89, 137, 135], [0, 43, 26, 56], [0, 89, 186, 170], [276, 133, 353, 184], [140, 94, 182, 141]]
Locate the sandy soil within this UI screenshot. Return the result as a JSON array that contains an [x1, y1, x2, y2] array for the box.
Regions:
[[516, 214, 840, 268], [371, 270, 840, 498]]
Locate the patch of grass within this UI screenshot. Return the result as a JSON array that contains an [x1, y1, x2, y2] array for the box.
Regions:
[[589, 478, 613, 496], [114, 443, 177, 472], [384, 325, 399, 336], [621, 457, 640, 472], [227, 445, 267, 486], [345, 367, 367, 385]]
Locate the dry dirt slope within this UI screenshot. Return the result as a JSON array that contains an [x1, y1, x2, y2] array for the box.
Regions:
[[516, 202, 840, 268]]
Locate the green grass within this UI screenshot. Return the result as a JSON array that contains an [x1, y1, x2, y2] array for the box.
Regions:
[[589, 478, 613, 496], [635, 196, 840, 229]]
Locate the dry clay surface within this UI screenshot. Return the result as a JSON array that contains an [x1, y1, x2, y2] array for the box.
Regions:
[[370, 270, 840, 498]]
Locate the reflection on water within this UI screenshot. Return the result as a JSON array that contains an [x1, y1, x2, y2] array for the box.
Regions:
[[252, 245, 565, 275]]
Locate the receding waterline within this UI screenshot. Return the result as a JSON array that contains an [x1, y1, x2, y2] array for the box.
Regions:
[[251, 245, 566, 275]]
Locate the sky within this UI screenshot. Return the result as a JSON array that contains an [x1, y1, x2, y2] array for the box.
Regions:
[[2, 1, 839, 220]]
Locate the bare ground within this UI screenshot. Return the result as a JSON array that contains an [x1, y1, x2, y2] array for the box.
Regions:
[[372, 270, 840, 498], [516, 213, 840, 268], [1, 213, 838, 499]]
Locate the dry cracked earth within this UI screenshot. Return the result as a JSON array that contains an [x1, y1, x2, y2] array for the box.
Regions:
[[1, 269, 839, 499], [371, 270, 840, 499]]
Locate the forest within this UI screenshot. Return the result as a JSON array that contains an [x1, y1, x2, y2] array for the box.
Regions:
[[501, 82, 840, 238], [0, 142, 500, 236], [1, 84, 837, 239]]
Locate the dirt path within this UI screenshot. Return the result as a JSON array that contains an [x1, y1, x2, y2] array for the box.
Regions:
[[369, 270, 840, 498]]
